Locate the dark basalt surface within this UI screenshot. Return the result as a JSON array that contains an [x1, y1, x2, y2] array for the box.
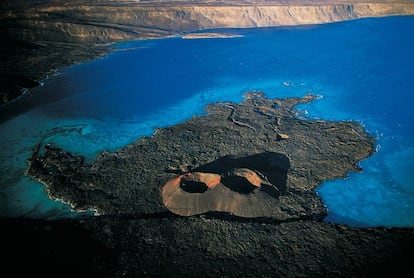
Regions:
[[28, 92, 375, 221], [1, 216, 414, 277], [13, 92, 414, 276]]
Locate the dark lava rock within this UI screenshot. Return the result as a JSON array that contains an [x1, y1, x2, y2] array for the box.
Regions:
[[1, 216, 414, 277], [18, 92, 414, 277], [27, 92, 375, 221]]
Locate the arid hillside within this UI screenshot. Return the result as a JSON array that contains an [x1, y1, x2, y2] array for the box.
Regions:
[[3, 0, 414, 43], [1, 0, 414, 104]]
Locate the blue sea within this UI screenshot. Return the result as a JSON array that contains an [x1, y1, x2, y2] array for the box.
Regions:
[[1, 16, 413, 226]]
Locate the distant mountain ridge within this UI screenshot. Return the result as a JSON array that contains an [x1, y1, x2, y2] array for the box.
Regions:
[[1, 0, 414, 104], [3, 0, 414, 43]]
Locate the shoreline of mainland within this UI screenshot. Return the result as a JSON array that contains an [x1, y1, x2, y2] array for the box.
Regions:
[[2, 1, 414, 104]]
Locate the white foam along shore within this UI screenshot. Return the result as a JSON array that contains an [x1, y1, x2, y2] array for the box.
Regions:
[[181, 32, 244, 39]]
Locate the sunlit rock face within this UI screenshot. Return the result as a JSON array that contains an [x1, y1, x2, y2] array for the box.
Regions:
[[161, 153, 289, 217], [3, 1, 414, 44], [1, 0, 414, 104]]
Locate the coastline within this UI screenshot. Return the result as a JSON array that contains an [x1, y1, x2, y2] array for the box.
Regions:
[[2, 1, 414, 104], [181, 32, 244, 39], [21, 92, 413, 277], [1, 2, 414, 275], [26, 92, 376, 220]]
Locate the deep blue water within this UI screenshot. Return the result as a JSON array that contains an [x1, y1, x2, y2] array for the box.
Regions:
[[1, 16, 413, 226]]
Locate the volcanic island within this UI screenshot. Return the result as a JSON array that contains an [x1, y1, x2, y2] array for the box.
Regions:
[[5, 91, 409, 276], [27, 92, 374, 219], [2, 0, 414, 276]]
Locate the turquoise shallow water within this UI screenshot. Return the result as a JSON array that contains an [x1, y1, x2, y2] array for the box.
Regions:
[[1, 16, 413, 226]]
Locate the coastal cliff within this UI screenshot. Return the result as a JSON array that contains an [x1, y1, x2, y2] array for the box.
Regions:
[[1, 0, 414, 104], [3, 1, 414, 43]]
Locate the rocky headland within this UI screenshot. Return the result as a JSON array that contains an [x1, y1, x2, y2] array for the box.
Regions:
[[27, 92, 375, 220], [1, 0, 414, 104], [22, 92, 414, 276]]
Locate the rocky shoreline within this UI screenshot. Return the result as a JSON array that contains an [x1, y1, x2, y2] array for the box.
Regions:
[[2, 0, 414, 105], [181, 32, 243, 39], [27, 92, 375, 220], [0, 40, 110, 106], [18, 92, 414, 276]]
